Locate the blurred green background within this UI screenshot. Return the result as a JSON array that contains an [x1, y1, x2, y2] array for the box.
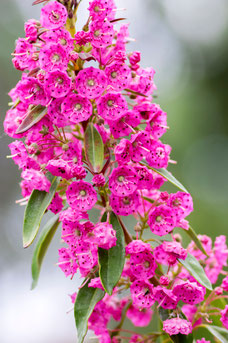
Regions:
[[0, 0, 228, 342]]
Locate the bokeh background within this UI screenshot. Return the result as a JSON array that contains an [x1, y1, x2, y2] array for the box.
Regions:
[[0, 0, 228, 342]]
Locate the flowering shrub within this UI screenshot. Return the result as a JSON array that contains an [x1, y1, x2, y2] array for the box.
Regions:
[[4, 0, 228, 342]]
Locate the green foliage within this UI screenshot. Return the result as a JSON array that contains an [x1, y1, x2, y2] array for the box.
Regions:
[[179, 253, 212, 290], [31, 215, 59, 289], [23, 174, 59, 248], [200, 325, 228, 343], [98, 212, 125, 295], [184, 225, 208, 256], [74, 280, 105, 343], [16, 105, 47, 134], [84, 123, 104, 173]]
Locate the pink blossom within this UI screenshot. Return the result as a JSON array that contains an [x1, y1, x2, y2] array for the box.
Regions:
[[163, 317, 192, 336], [40, 1, 68, 29], [66, 180, 97, 211]]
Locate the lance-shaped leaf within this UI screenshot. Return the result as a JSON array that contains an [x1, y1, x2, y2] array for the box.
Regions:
[[183, 225, 208, 257], [74, 281, 105, 343], [31, 215, 60, 289], [141, 162, 188, 193], [200, 325, 228, 342], [23, 174, 59, 248], [179, 253, 212, 290], [16, 105, 47, 134], [98, 212, 125, 295], [84, 123, 104, 173]]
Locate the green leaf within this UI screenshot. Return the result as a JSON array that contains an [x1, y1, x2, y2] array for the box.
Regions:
[[200, 325, 228, 343], [16, 105, 47, 134], [84, 123, 104, 173], [141, 162, 188, 192], [98, 212, 125, 295], [23, 174, 59, 248], [31, 215, 60, 289], [184, 225, 208, 257], [74, 281, 105, 343], [179, 253, 212, 290]]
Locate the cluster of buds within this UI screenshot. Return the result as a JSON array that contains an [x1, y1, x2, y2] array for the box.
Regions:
[[4, 1, 228, 342]]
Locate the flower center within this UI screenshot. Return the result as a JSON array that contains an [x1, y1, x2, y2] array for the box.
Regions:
[[52, 53, 60, 62], [144, 288, 150, 296], [60, 38, 67, 46], [123, 197, 130, 205], [111, 71, 117, 79], [94, 5, 100, 12], [156, 215, 162, 223], [87, 79, 95, 87], [118, 175, 125, 182], [80, 190, 87, 197], [56, 77, 63, 85], [107, 100, 114, 107], [94, 30, 100, 37], [74, 229, 81, 237], [51, 11, 60, 21], [144, 261, 150, 268], [74, 103, 82, 111], [173, 198, 181, 207]]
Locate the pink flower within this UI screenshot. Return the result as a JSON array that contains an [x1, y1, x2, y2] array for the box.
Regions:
[[168, 192, 193, 220], [127, 305, 153, 327], [153, 286, 177, 309], [44, 70, 71, 98], [75, 66, 107, 99], [130, 131, 152, 162], [66, 180, 97, 211], [46, 159, 73, 180], [110, 191, 140, 216], [92, 222, 117, 250], [12, 38, 38, 71], [114, 139, 132, 164], [88, 277, 104, 290], [148, 205, 176, 236], [221, 305, 228, 329], [74, 30, 91, 45], [130, 280, 155, 308], [92, 174, 106, 187], [90, 20, 114, 48], [145, 103, 168, 139], [42, 28, 74, 52], [129, 249, 157, 280], [47, 192, 63, 214], [222, 275, 228, 291], [16, 77, 48, 106], [24, 19, 38, 42], [88, 0, 116, 21], [146, 140, 171, 169], [105, 63, 131, 91], [126, 240, 152, 255], [196, 339, 210, 343], [47, 98, 70, 127], [21, 169, 51, 193], [97, 92, 128, 121], [109, 110, 141, 139], [163, 317, 192, 336], [61, 94, 93, 123], [40, 1, 68, 29], [58, 247, 78, 277], [39, 43, 69, 71], [109, 165, 139, 197], [173, 281, 205, 305]]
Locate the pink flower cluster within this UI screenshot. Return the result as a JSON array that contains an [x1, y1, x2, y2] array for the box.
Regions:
[[5, 1, 228, 342]]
